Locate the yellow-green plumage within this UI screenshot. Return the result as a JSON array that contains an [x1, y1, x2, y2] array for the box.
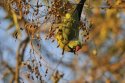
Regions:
[[55, 0, 86, 54]]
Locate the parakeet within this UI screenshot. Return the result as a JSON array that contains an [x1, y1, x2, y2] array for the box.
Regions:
[[55, 0, 86, 54]]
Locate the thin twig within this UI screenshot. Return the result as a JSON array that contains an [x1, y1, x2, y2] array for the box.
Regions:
[[15, 37, 29, 83]]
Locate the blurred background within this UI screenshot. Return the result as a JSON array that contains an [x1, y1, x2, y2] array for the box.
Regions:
[[0, 0, 125, 83]]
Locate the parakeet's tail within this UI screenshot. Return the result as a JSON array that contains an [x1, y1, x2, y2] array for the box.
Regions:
[[73, 0, 86, 20]]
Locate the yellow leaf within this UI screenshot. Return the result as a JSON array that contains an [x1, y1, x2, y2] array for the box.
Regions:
[[65, 13, 71, 19]]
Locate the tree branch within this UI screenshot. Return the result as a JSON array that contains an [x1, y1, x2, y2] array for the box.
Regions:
[[15, 37, 29, 83]]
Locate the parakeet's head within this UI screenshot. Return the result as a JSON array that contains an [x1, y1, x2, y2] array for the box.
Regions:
[[68, 40, 82, 53]]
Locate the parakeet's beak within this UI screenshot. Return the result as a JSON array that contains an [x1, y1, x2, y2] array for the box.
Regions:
[[75, 45, 81, 52], [71, 45, 81, 54]]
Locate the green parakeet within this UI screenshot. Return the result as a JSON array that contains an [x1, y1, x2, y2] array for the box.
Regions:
[[55, 0, 86, 54]]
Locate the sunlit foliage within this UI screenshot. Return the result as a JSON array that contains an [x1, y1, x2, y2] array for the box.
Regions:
[[0, 0, 125, 83]]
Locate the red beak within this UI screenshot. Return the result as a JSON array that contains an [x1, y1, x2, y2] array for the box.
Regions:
[[75, 45, 81, 52]]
